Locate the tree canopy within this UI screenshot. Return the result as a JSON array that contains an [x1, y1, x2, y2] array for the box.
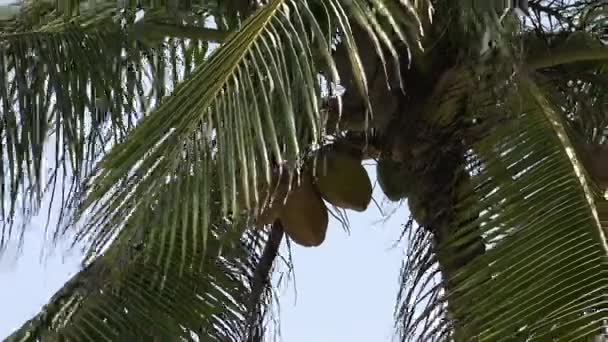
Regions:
[[2, 0, 608, 340]]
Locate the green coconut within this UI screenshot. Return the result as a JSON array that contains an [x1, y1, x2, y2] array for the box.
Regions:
[[313, 146, 372, 212], [376, 158, 410, 202]]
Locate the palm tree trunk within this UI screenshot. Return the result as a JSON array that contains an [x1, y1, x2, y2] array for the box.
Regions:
[[391, 120, 488, 339], [332, 19, 488, 338], [418, 140, 488, 340]]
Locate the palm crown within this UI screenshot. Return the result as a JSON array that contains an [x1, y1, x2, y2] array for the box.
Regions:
[[2, 0, 608, 340]]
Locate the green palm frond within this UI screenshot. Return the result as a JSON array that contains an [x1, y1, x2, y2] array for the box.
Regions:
[[16, 1, 608, 341], [0, 5, 215, 244], [539, 68, 608, 143], [3, 1, 430, 339], [7, 167, 275, 341], [8, 233, 271, 341], [525, 29, 608, 140], [394, 11, 608, 338], [71, 0, 428, 264], [397, 69, 608, 340], [526, 30, 608, 70]]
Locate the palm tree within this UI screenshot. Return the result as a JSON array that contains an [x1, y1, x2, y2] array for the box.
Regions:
[[2, 0, 608, 340]]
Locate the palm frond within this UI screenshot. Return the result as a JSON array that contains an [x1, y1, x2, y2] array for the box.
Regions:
[[523, 28, 608, 142], [526, 30, 608, 70], [397, 70, 608, 340], [71, 0, 428, 264], [526, 0, 608, 35], [538, 65, 608, 143], [2, 1, 430, 339], [0, 5, 214, 245], [7, 170, 276, 341]]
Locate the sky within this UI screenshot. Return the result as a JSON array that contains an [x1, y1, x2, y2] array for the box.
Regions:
[[0, 166, 410, 342]]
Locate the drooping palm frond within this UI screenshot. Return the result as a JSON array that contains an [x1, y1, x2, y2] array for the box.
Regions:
[[8, 234, 272, 341], [525, 30, 608, 141], [392, 5, 608, 338], [0, 2, 220, 246], [3, 0, 432, 339], [69, 0, 430, 265], [397, 64, 608, 339], [6, 161, 276, 341], [526, 31, 608, 70]]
